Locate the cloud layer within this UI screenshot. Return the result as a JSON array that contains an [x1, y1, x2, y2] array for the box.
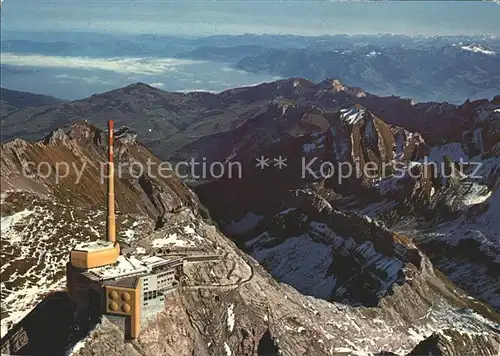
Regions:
[[0, 53, 280, 100], [1, 53, 202, 76]]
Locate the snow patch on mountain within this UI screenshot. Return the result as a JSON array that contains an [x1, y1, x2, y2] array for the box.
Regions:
[[476, 190, 500, 238], [302, 143, 317, 153], [0, 203, 102, 336], [425, 143, 468, 163], [227, 304, 235, 332], [302, 132, 325, 153], [246, 211, 410, 304], [224, 342, 232, 356], [252, 233, 337, 299], [66, 323, 102, 356], [340, 106, 366, 125], [348, 199, 398, 219], [354, 241, 405, 297], [123, 221, 143, 244], [399, 181, 500, 309], [366, 51, 381, 58], [462, 184, 492, 206], [374, 174, 406, 196], [394, 131, 406, 160], [151, 231, 199, 248], [460, 44, 496, 56], [1, 209, 34, 234]]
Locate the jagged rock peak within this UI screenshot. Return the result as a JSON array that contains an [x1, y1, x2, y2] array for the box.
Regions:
[[1, 138, 30, 151], [409, 329, 500, 356], [41, 120, 138, 147], [114, 126, 138, 145], [319, 78, 367, 97], [285, 77, 315, 88], [41, 120, 102, 146], [43, 128, 67, 144]]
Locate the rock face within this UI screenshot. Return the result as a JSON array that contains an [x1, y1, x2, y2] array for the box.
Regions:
[[194, 97, 500, 315], [409, 329, 500, 356], [241, 189, 424, 306]]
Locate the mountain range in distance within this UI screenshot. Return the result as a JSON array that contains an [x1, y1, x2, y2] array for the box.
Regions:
[[0, 87, 66, 117], [1, 79, 499, 355]]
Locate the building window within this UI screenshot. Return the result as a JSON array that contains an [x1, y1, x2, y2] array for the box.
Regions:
[[143, 290, 159, 301], [144, 291, 156, 301]]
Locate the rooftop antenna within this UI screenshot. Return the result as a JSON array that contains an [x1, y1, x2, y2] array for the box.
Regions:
[[107, 120, 117, 245], [68, 120, 120, 269]]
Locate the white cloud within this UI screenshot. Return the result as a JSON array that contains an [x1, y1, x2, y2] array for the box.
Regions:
[[148, 82, 165, 88], [0, 53, 203, 76]]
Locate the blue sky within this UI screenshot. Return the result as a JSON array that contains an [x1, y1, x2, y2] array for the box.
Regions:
[[2, 1, 499, 37]]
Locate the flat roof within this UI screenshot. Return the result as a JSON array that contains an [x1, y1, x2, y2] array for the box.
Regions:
[[106, 276, 139, 288], [86, 254, 181, 281], [73, 240, 114, 252], [140, 256, 169, 268], [90, 256, 148, 280]]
